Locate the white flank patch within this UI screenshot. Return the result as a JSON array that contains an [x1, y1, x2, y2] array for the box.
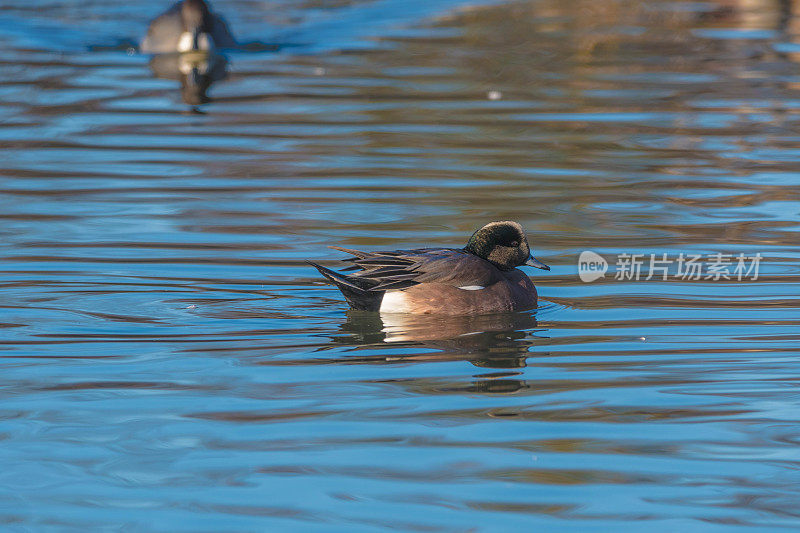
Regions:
[[178, 32, 214, 53], [379, 291, 410, 314], [458, 285, 485, 291], [177, 32, 194, 53]]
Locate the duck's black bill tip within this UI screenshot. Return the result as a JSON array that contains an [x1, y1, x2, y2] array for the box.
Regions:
[[525, 255, 550, 271]]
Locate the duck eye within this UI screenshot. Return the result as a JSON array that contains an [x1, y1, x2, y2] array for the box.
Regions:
[[510, 240, 519, 247]]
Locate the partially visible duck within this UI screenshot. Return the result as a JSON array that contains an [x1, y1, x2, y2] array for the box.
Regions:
[[141, 0, 236, 54], [309, 221, 550, 316]]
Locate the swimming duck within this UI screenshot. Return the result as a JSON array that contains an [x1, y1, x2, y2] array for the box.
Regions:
[[309, 221, 550, 315], [141, 0, 236, 54]]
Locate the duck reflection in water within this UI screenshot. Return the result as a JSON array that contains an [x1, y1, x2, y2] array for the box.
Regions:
[[335, 310, 545, 393], [141, 0, 235, 107], [148, 52, 228, 106]]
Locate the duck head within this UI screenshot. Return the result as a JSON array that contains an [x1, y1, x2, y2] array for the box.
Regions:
[[178, 0, 215, 52], [464, 221, 550, 271]]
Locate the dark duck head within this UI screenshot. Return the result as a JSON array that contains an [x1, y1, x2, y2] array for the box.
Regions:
[[463, 221, 550, 271]]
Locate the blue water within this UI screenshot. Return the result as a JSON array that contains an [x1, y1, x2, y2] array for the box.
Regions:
[[2, 0, 800, 530]]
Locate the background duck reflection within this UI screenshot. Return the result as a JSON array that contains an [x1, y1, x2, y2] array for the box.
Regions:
[[148, 51, 228, 106]]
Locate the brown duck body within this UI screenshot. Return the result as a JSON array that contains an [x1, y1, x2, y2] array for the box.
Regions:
[[383, 269, 537, 315], [309, 247, 539, 316]]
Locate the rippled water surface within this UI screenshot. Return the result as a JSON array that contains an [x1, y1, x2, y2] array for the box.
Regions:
[[3, 0, 800, 530]]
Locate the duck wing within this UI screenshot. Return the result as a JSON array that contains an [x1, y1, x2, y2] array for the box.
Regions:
[[330, 247, 501, 292], [141, 2, 183, 53]]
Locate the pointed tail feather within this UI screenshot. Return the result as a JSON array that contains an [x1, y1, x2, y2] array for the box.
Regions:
[[308, 261, 363, 290], [307, 261, 384, 311], [328, 245, 371, 259]]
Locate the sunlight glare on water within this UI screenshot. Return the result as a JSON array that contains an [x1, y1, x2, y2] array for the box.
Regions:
[[1, 0, 800, 530]]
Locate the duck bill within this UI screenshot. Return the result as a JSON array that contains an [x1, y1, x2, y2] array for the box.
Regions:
[[525, 255, 550, 271]]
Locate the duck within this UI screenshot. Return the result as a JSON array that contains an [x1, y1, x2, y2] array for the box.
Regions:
[[308, 221, 550, 316], [140, 0, 236, 54]]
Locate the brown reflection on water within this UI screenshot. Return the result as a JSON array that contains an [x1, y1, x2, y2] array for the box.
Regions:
[[254, 0, 800, 264]]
